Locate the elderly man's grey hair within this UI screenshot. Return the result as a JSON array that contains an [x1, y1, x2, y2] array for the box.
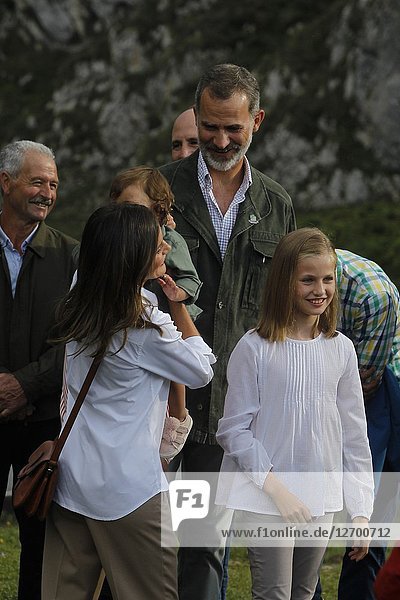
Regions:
[[0, 141, 55, 179]]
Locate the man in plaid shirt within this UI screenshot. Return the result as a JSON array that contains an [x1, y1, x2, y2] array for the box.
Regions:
[[315, 248, 400, 600], [337, 249, 400, 389]]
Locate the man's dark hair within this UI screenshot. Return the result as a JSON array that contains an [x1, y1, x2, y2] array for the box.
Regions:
[[195, 64, 260, 117]]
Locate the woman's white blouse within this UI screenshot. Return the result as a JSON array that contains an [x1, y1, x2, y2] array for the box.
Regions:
[[216, 331, 374, 519], [54, 292, 215, 520]]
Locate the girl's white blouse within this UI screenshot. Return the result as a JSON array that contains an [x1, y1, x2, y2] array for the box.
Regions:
[[216, 331, 374, 519], [54, 291, 215, 520]]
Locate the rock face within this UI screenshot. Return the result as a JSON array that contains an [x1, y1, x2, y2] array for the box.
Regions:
[[1, 0, 399, 235]]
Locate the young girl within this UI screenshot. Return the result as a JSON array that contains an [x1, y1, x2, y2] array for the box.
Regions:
[[110, 166, 202, 461], [216, 228, 374, 600], [42, 203, 215, 600]]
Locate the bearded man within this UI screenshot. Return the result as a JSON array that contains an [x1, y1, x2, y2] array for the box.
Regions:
[[160, 64, 296, 600]]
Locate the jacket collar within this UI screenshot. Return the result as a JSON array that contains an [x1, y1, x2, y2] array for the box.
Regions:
[[171, 151, 221, 260], [26, 221, 49, 258]]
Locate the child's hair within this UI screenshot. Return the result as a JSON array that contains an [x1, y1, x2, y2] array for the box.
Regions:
[[55, 203, 161, 357], [109, 166, 174, 226], [256, 227, 338, 341]]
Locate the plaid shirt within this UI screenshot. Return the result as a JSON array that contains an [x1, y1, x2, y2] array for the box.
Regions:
[[197, 152, 252, 258], [336, 249, 400, 383]]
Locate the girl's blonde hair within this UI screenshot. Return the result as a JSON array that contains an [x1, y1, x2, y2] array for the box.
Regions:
[[109, 166, 174, 226], [256, 227, 338, 341]]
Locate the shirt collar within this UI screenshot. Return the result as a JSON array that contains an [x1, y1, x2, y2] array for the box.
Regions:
[[0, 224, 7, 250], [335, 249, 344, 287], [0, 219, 39, 254]]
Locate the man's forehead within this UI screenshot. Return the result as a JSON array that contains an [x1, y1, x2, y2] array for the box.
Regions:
[[199, 89, 251, 121], [172, 111, 197, 137], [20, 152, 58, 178]]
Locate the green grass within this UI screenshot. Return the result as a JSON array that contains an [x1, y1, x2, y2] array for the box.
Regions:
[[296, 199, 400, 291], [48, 198, 400, 293], [0, 514, 20, 600], [0, 512, 344, 600]]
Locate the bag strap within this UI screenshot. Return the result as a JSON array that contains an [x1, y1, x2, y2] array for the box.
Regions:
[[50, 355, 102, 463]]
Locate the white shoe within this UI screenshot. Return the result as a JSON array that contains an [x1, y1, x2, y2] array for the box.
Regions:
[[160, 409, 193, 460]]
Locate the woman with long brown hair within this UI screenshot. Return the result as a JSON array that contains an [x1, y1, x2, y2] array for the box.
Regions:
[[42, 203, 215, 600]]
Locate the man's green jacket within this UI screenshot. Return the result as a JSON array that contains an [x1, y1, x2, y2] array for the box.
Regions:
[[160, 151, 296, 442]]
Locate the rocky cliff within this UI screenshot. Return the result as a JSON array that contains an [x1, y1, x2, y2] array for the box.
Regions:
[[1, 0, 399, 236]]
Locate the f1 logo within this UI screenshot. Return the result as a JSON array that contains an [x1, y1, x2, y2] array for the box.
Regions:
[[169, 480, 210, 530]]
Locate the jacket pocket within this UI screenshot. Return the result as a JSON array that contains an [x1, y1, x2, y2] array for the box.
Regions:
[[241, 236, 278, 311]]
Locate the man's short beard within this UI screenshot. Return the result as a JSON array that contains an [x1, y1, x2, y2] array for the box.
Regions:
[[200, 134, 252, 172]]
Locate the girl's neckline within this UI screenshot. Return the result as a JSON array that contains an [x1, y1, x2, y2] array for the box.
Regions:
[[285, 332, 323, 343]]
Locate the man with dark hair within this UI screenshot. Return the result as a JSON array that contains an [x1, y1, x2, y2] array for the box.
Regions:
[[160, 63, 296, 600], [0, 140, 78, 599]]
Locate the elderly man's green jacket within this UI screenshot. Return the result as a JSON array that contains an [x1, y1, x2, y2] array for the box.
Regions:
[[0, 222, 78, 422]]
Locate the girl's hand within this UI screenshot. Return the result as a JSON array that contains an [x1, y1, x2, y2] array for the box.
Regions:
[[158, 274, 189, 302], [348, 516, 370, 562], [263, 472, 312, 524]]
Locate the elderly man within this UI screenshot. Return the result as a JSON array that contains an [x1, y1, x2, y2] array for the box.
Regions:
[[171, 107, 199, 161], [0, 141, 78, 599], [160, 63, 296, 600]]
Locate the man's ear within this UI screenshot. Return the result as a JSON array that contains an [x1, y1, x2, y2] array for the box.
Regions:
[[0, 171, 12, 196], [253, 109, 265, 133]]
